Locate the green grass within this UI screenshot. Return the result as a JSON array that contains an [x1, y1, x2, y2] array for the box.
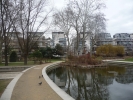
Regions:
[[0, 59, 63, 67], [124, 57, 133, 62], [0, 61, 36, 66], [0, 79, 12, 96], [51, 58, 63, 62]]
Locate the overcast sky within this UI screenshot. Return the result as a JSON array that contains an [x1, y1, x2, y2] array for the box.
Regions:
[[51, 0, 133, 37], [104, 0, 133, 36]]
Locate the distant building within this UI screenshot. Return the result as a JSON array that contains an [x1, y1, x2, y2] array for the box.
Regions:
[[28, 32, 44, 48], [27, 32, 52, 48], [2, 32, 51, 61], [8, 32, 21, 52], [44, 37, 52, 47], [52, 32, 66, 48], [113, 33, 133, 54], [2, 32, 21, 61], [129, 33, 133, 39], [96, 33, 113, 46]]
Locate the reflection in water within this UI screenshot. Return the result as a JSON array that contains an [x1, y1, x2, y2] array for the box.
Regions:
[[47, 66, 133, 100], [116, 67, 133, 84]]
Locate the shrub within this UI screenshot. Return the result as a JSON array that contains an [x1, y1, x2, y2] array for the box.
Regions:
[[96, 44, 124, 57], [30, 50, 43, 64], [115, 46, 124, 57], [10, 51, 17, 62]]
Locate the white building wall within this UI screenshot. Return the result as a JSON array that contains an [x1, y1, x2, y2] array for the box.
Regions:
[[52, 32, 66, 47], [85, 35, 91, 53], [130, 33, 133, 39]]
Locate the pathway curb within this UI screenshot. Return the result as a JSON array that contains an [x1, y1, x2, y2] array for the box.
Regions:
[[0, 66, 36, 100], [42, 62, 75, 100]]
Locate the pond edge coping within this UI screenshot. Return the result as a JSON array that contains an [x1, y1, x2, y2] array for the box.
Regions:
[[42, 62, 75, 100]]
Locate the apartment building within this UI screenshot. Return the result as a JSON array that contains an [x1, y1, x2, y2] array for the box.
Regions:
[[2, 32, 52, 60], [52, 32, 66, 48], [96, 33, 113, 46], [130, 33, 133, 39], [71, 32, 133, 55], [1, 32, 22, 61], [113, 33, 133, 53], [43, 37, 52, 47], [28, 32, 44, 48]]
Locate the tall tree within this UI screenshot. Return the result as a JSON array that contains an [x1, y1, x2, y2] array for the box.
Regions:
[[52, 0, 106, 56], [12, 0, 52, 65], [68, 0, 106, 55], [53, 7, 72, 55], [0, 0, 17, 65]]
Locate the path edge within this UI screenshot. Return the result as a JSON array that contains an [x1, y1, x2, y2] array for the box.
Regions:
[[0, 66, 36, 100], [42, 62, 75, 100]]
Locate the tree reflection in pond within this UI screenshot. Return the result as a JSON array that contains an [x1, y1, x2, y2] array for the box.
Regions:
[[47, 66, 133, 100]]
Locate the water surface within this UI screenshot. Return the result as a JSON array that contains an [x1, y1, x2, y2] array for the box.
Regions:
[[47, 65, 133, 100]]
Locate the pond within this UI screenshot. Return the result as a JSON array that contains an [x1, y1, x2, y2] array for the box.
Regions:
[[47, 65, 133, 100]]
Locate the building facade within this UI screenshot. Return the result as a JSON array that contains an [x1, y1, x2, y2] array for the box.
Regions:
[[96, 33, 113, 46], [52, 32, 66, 48], [113, 33, 133, 54], [27, 32, 52, 48], [2, 32, 52, 61]]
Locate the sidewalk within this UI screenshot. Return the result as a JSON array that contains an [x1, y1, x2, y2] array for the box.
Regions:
[[11, 63, 62, 100]]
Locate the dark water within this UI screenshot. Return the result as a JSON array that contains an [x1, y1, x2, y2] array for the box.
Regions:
[[47, 65, 133, 100]]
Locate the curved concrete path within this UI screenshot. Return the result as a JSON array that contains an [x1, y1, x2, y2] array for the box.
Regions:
[[1, 63, 62, 100]]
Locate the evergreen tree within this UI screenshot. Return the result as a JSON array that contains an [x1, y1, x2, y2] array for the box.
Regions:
[[10, 51, 17, 62]]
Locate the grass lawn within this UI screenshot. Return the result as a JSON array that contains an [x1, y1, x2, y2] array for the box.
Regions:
[[124, 57, 133, 62], [0, 61, 36, 66], [0, 59, 63, 67], [51, 58, 63, 62], [0, 79, 12, 97]]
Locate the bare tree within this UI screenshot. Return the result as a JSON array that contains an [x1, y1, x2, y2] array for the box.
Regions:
[[53, 0, 106, 56], [67, 0, 106, 55], [0, 0, 17, 65], [12, 0, 52, 65], [53, 7, 72, 55]]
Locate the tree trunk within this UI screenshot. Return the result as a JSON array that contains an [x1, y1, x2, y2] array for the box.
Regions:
[[4, 45, 8, 66], [24, 54, 28, 65], [0, 43, 2, 64], [76, 31, 79, 56]]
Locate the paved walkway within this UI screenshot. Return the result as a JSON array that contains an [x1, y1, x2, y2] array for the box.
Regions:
[[11, 63, 62, 100], [0, 72, 21, 79]]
